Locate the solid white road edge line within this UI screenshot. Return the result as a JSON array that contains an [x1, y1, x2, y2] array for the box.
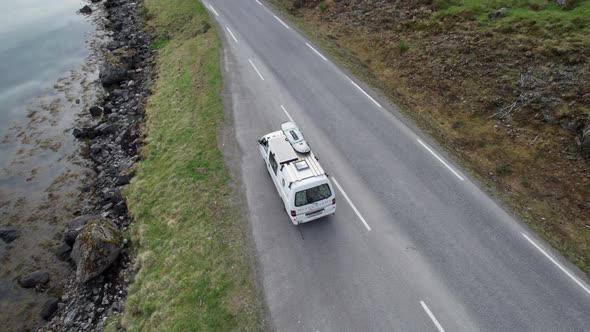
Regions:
[[256, 0, 262, 5], [332, 177, 371, 231], [349, 79, 382, 108], [226, 27, 238, 43], [208, 4, 219, 17], [248, 59, 265, 81], [273, 15, 291, 29], [416, 139, 465, 181], [306, 42, 328, 61], [522, 233, 590, 296], [280, 105, 295, 123], [420, 301, 446, 332]]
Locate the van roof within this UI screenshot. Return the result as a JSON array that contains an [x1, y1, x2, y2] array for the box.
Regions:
[[268, 136, 298, 164], [267, 132, 325, 184]]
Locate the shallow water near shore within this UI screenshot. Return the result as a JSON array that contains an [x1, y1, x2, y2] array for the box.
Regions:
[[0, 0, 102, 330]]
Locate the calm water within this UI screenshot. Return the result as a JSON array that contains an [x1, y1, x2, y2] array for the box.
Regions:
[[0, 0, 92, 140], [0, 1, 95, 330]]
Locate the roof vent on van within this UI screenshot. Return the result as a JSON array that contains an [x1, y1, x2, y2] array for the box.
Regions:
[[294, 160, 309, 171]]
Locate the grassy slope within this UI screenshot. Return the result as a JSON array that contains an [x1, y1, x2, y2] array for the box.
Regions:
[[434, 0, 590, 33], [120, 0, 260, 330], [268, 0, 590, 273]]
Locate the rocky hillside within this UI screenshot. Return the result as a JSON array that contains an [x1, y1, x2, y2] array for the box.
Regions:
[[273, 0, 590, 272]]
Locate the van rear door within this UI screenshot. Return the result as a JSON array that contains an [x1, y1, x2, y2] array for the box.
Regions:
[[293, 182, 333, 213]]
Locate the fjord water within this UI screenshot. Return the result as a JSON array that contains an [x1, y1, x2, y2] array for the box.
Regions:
[[0, 0, 91, 145], [0, 0, 93, 330]]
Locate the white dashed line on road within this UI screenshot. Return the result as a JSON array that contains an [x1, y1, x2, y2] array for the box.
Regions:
[[332, 177, 371, 231], [226, 27, 238, 43], [349, 79, 382, 108], [248, 59, 265, 81], [523, 233, 590, 296], [420, 301, 446, 332], [208, 4, 219, 16], [417, 139, 464, 181], [280, 105, 295, 123], [306, 43, 328, 61], [273, 15, 291, 29]]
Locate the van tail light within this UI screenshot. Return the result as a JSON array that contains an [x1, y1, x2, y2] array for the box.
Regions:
[[332, 198, 336, 205], [290, 210, 297, 217]]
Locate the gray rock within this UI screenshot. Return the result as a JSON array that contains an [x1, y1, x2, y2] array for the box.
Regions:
[[111, 89, 127, 97], [95, 123, 114, 135], [488, 7, 507, 19], [107, 189, 124, 204], [103, 102, 114, 115], [57, 243, 72, 261], [116, 175, 130, 186], [72, 127, 97, 139], [100, 61, 127, 86], [64, 215, 100, 245], [89, 106, 103, 117], [64, 309, 78, 327], [90, 143, 102, 156], [79, 5, 92, 15], [18, 270, 50, 288], [72, 128, 84, 139], [41, 297, 59, 320], [71, 218, 122, 283], [0, 228, 18, 243]]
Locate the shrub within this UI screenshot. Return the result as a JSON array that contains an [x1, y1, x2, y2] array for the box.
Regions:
[[398, 39, 410, 53], [496, 163, 513, 175]]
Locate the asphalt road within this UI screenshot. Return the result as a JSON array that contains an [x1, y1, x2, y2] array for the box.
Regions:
[[207, 1, 590, 331]]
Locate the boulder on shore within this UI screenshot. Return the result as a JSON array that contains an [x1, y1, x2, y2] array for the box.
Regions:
[[89, 106, 103, 117], [71, 218, 122, 283], [18, 271, 50, 288], [57, 243, 73, 261], [40, 297, 59, 320], [0, 228, 18, 243], [99, 49, 136, 86], [79, 5, 92, 15], [64, 215, 101, 246]]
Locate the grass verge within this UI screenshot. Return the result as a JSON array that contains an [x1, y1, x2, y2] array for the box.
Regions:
[[121, 0, 261, 330]]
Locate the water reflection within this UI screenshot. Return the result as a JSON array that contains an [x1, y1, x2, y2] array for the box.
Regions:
[[0, 0, 91, 136]]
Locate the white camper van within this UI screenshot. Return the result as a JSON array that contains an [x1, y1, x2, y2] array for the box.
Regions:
[[258, 122, 336, 225]]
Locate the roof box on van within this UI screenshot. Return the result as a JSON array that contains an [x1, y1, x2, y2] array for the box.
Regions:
[[281, 121, 310, 154]]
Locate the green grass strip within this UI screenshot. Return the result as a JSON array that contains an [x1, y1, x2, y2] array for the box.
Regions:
[[119, 0, 261, 330]]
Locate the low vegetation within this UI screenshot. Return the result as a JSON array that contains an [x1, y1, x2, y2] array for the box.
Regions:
[[269, 0, 590, 273], [121, 0, 260, 330]]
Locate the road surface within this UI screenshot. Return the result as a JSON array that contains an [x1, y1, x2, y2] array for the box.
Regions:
[[207, 1, 590, 331]]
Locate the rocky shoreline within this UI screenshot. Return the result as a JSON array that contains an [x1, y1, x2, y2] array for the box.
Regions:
[[39, 0, 152, 330]]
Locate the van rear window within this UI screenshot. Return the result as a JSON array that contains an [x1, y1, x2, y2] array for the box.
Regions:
[[295, 184, 332, 207]]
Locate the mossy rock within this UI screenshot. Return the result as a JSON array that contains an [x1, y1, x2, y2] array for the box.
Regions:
[[71, 218, 122, 283]]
